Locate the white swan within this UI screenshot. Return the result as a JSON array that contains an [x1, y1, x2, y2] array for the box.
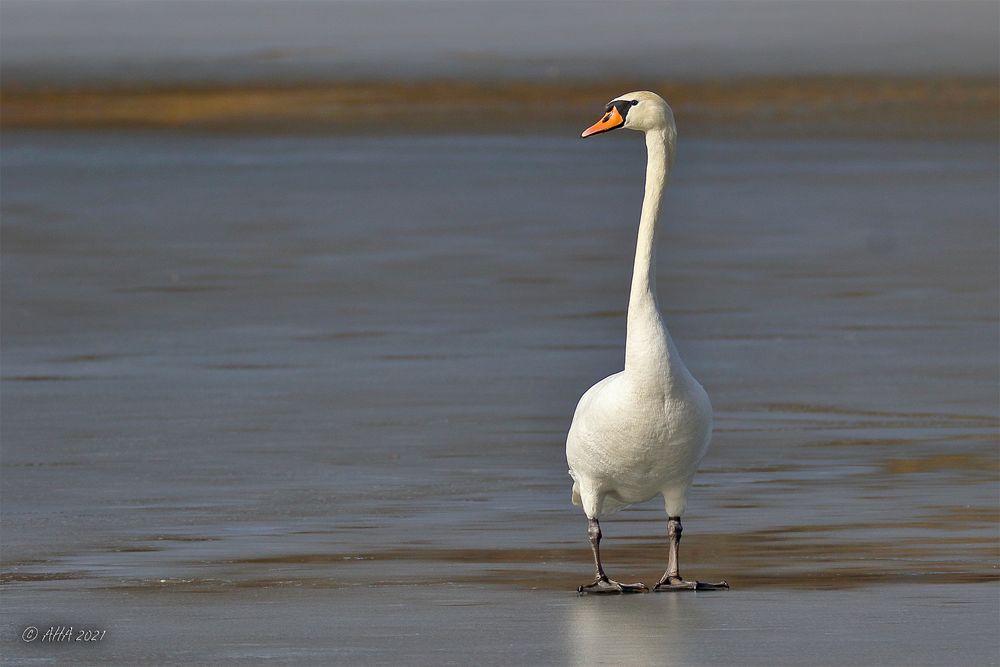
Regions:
[[567, 91, 728, 593]]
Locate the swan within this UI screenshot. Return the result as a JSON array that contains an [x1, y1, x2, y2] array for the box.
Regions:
[[567, 91, 728, 593]]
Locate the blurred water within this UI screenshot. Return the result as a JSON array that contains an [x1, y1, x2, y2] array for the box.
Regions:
[[2, 0, 998, 84], [1, 131, 998, 664]]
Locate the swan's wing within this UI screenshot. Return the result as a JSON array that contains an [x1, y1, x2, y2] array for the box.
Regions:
[[565, 371, 626, 476]]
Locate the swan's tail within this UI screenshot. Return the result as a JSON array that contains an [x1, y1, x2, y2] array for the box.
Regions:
[[569, 469, 583, 506], [569, 470, 632, 514]]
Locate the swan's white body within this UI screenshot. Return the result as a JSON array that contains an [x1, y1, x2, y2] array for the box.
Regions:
[[567, 91, 712, 521]]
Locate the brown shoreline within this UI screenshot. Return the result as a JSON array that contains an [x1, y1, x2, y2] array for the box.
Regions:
[[2, 77, 997, 138]]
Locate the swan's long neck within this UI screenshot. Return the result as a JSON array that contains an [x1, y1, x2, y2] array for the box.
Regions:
[[625, 127, 678, 383]]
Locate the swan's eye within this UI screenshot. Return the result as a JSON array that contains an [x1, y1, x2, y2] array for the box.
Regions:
[[631, 100, 639, 106]]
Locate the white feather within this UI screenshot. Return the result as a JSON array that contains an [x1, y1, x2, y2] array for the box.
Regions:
[[566, 91, 713, 520]]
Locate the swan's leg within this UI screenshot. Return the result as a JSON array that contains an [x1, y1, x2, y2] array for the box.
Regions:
[[578, 518, 648, 594], [653, 516, 729, 591]]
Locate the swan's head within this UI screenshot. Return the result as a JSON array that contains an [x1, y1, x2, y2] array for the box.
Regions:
[[581, 90, 673, 138]]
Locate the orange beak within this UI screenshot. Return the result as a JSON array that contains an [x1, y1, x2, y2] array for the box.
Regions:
[[581, 105, 625, 138]]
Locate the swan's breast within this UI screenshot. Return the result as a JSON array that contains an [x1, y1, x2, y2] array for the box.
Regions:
[[567, 370, 711, 490]]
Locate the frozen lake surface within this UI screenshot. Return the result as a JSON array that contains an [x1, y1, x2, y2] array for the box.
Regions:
[[2, 132, 997, 664]]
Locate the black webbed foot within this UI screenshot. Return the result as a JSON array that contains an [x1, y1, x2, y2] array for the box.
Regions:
[[578, 577, 649, 594], [652, 576, 729, 592]]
